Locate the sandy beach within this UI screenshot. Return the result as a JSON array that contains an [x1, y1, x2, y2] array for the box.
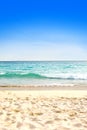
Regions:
[[0, 88, 87, 130]]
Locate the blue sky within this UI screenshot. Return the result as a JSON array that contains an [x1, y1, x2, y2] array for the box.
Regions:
[[0, 0, 87, 60]]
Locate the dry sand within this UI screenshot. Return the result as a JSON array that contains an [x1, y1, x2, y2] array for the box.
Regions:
[[0, 90, 87, 130]]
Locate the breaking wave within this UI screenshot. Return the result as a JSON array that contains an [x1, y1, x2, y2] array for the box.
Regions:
[[0, 72, 87, 80]]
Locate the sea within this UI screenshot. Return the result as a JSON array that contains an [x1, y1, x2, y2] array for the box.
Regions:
[[0, 61, 87, 86]]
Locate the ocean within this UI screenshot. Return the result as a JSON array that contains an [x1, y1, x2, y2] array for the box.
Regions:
[[0, 61, 87, 86]]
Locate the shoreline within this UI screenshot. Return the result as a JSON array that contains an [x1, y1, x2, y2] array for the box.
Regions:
[[0, 84, 87, 90]]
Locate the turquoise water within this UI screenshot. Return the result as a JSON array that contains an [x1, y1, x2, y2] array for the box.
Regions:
[[0, 61, 87, 86]]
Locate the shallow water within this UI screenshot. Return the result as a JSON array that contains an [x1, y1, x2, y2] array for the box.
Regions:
[[0, 61, 87, 86]]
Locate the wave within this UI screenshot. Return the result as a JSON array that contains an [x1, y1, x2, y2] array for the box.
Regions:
[[0, 72, 87, 80], [0, 72, 47, 79]]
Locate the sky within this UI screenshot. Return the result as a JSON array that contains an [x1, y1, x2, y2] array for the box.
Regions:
[[0, 0, 87, 61]]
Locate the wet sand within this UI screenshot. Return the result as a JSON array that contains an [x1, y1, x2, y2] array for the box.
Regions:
[[0, 84, 87, 90]]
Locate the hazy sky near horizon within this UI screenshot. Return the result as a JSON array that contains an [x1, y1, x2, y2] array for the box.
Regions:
[[0, 0, 87, 61]]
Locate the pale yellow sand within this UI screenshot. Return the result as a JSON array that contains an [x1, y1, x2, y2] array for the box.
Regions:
[[0, 90, 87, 130]]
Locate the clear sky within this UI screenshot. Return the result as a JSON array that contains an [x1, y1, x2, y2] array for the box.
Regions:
[[0, 0, 87, 61]]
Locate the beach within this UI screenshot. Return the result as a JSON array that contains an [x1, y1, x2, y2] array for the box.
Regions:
[[1, 0, 87, 128], [0, 61, 87, 129], [0, 87, 87, 130]]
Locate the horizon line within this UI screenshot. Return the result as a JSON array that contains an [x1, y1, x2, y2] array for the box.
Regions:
[[0, 60, 87, 62]]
